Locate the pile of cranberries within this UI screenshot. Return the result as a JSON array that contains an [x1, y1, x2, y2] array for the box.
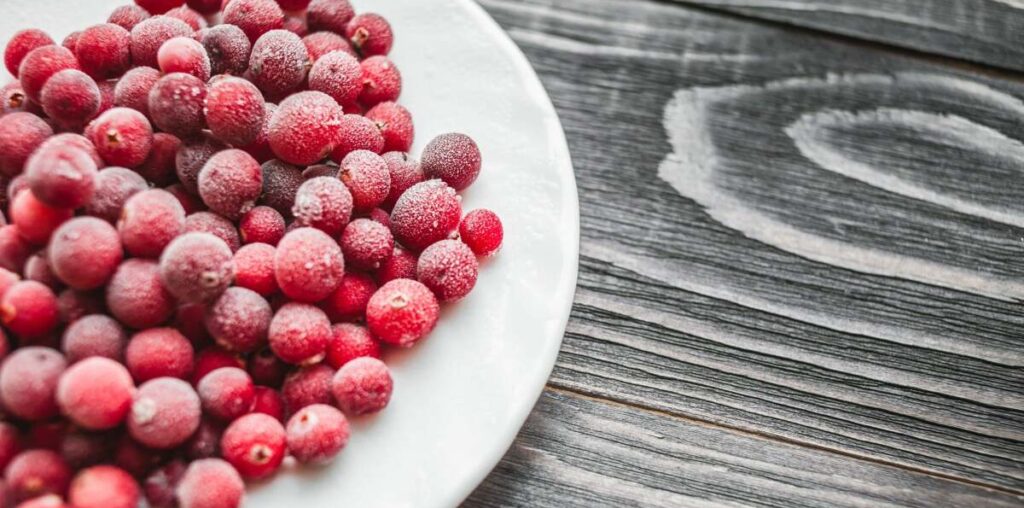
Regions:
[[0, 0, 504, 506]]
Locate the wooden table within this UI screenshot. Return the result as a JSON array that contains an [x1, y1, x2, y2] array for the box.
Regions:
[[464, 0, 1024, 506]]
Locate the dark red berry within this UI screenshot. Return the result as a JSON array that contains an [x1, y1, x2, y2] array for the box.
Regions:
[[205, 287, 271, 353], [143, 459, 186, 508], [376, 245, 417, 283], [106, 259, 175, 329], [49, 217, 123, 290], [175, 134, 225, 195], [55, 289, 105, 325], [422, 133, 482, 191], [136, 0, 186, 15], [205, 77, 264, 146], [40, 69, 101, 127], [24, 253, 60, 290], [366, 279, 438, 347], [302, 31, 355, 63], [0, 347, 66, 420], [381, 152, 423, 210], [198, 149, 262, 220], [240, 102, 276, 163], [113, 66, 160, 118], [118, 188, 186, 258], [248, 30, 307, 99], [191, 346, 243, 385], [148, 72, 207, 138], [280, 363, 333, 414], [460, 209, 503, 256], [85, 167, 148, 223], [417, 239, 478, 302], [250, 385, 284, 421], [248, 349, 285, 387], [340, 218, 393, 270], [75, 24, 132, 79], [258, 159, 303, 216], [5, 449, 71, 502], [159, 232, 234, 304], [1, 81, 40, 116], [269, 303, 330, 364], [200, 24, 251, 76], [126, 328, 194, 382], [339, 150, 390, 212], [390, 179, 461, 251], [165, 5, 207, 31], [137, 132, 182, 186], [306, 0, 355, 34], [186, 0, 222, 14]]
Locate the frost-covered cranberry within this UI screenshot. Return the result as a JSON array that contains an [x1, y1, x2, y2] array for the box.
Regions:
[[326, 323, 380, 369], [85, 167, 148, 222], [40, 69, 101, 127], [269, 91, 341, 165], [347, 13, 393, 57], [130, 16, 192, 68], [339, 150, 390, 212], [0, 347, 65, 420], [159, 232, 234, 304], [248, 30, 307, 99], [143, 459, 185, 508], [4, 29, 55, 77], [365, 101, 413, 153], [322, 272, 376, 323], [94, 79, 117, 119], [61, 314, 126, 363], [126, 328, 194, 382], [376, 245, 417, 283], [119, 189, 186, 258], [460, 209, 504, 256], [49, 217, 122, 290], [198, 149, 262, 220], [359, 56, 401, 106], [258, 159, 303, 215], [422, 133, 482, 191], [113, 66, 160, 118], [186, 0, 221, 14], [0, 113, 53, 177], [136, 0, 185, 14], [24, 254, 59, 290], [0, 268, 20, 300], [306, 0, 355, 34], [269, 303, 330, 364], [292, 176, 353, 236], [198, 367, 255, 421], [281, 363, 333, 414], [200, 24, 251, 76], [341, 218, 393, 270], [1, 81, 39, 116], [241, 102, 276, 163], [137, 133, 182, 186], [1, 281, 59, 338], [5, 450, 70, 502], [9, 190, 72, 246], [307, 50, 360, 109], [68, 465, 139, 508], [381, 152, 423, 210], [55, 289, 105, 325], [206, 287, 271, 353], [59, 429, 116, 469], [56, 357, 134, 430], [332, 115, 385, 163], [0, 423, 21, 471], [250, 385, 284, 421], [223, 0, 285, 43], [390, 179, 461, 251], [232, 243, 278, 296], [286, 404, 348, 464], [148, 72, 207, 138], [239, 206, 284, 246], [205, 77, 264, 146], [175, 134, 224, 195], [302, 32, 355, 63], [366, 279, 438, 347], [128, 377, 202, 449], [176, 458, 243, 508], [191, 346, 243, 385], [183, 419, 221, 460], [108, 5, 150, 31], [184, 211, 241, 251], [24, 142, 98, 209], [106, 259, 175, 329], [332, 357, 392, 415], [75, 24, 132, 79], [417, 240, 478, 302], [18, 45, 79, 103], [88, 107, 154, 168], [157, 37, 211, 81], [274, 227, 344, 302], [165, 5, 207, 31], [111, 436, 165, 478], [220, 413, 285, 479], [248, 349, 284, 387], [302, 164, 337, 180]]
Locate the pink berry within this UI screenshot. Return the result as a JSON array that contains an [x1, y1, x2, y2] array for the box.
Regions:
[[339, 150, 390, 212], [285, 404, 348, 464], [358, 56, 401, 106], [248, 30, 307, 99], [88, 107, 154, 168], [341, 218, 394, 270], [302, 32, 355, 63], [346, 13, 393, 57], [137, 132, 182, 186], [157, 37, 210, 80], [0, 112, 52, 177], [223, 0, 284, 43], [200, 25, 251, 76], [268, 91, 341, 165], [322, 272, 376, 323], [159, 232, 234, 304], [148, 72, 207, 138], [422, 133, 482, 191], [4, 29, 55, 77], [376, 245, 417, 283], [292, 176, 353, 236], [186, 0, 221, 14], [281, 363, 333, 414], [113, 67, 160, 118], [240, 102, 276, 162], [205, 77, 264, 146], [0, 423, 21, 471], [191, 346, 243, 385], [258, 159, 303, 215], [37, 133, 103, 169], [250, 385, 284, 421], [390, 179, 461, 251], [417, 239, 478, 302], [366, 279, 438, 347], [332, 115, 385, 163], [269, 303, 330, 364], [306, 0, 355, 34], [381, 152, 423, 210], [108, 5, 151, 31], [49, 217, 123, 290], [197, 149, 262, 220], [239, 206, 284, 246], [175, 458, 243, 508], [40, 69, 101, 127], [129, 377, 201, 448], [126, 328, 194, 382], [85, 167, 147, 222], [197, 367, 255, 421], [57, 357, 134, 430], [75, 24, 132, 79], [68, 465, 139, 508], [220, 413, 285, 479], [165, 5, 207, 31], [0, 347, 65, 420], [61, 314, 126, 363], [9, 190, 72, 245], [136, 0, 186, 14], [183, 420, 221, 460], [130, 16, 192, 68], [1, 281, 58, 338], [332, 356, 391, 415], [18, 45, 79, 103], [205, 287, 271, 353], [365, 101, 413, 152], [55, 289, 105, 324], [248, 348, 285, 387], [24, 143, 97, 209], [274, 227, 344, 302], [118, 189, 186, 258], [232, 243, 278, 296], [307, 50, 361, 109], [24, 254, 59, 290], [106, 259, 175, 328], [184, 211, 241, 251], [175, 134, 224, 195], [1, 82, 39, 116], [326, 322, 380, 369], [16, 494, 68, 508], [0, 268, 20, 299], [302, 164, 337, 180], [5, 450, 70, 502]]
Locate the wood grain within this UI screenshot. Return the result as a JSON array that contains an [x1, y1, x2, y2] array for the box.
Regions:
[[466, 390, 1024, 507], [474, 0, 1024, 498], [674, 0, 1024, 72]]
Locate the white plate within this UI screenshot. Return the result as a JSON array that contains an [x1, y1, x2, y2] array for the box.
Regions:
[[2, 0, 579, 506]]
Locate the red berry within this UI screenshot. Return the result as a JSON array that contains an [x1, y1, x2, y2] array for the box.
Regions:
[[417, 239, 478, 302], [223, 0, 285, 43], [250, 385, 284, 421], [197, 367, 255, 421], [117, 189, 185, 258], [126, 328, 194, 382], [306, 0, 355, 34], [165, 5, 207, 31], [88, 107, 154, 168], [274, 227, 344, 302], [205, 77, 264, 146], [137, 132, 182, 186], [23, 254, 59, 290], [94, 79, 117, 119], [1, 81, 39, 116], [0, 347, 65, 420], [340, 218, 393, 270], [326, 322, 380, 369], [240, 102, 276, 163], [106, 259, 175, 328], [113, 66, 160, 118], [24, 143, 96, 210], [459, 209, 503, 256], [0, 422, 21, 471], [205, 287, 271, 353], [292, 176, 353, 236], [339, 150, 390, 212], [108, 5, 151, 32], [186, 0, 221, 14], [239, 206, 284, 246], [302, 164, 337, 180], [49, 217, 123, 290], [247, 348, 285, 387], [258, 159, 303, 216], [128, 377, 202, 449], [366, 279, 438, 347], [5, 450, 70, 502], [143, 460, 185, 508], [390, 179, 461, 251], [331, 356, 391, 415], [130, 16, 193, 68], [148, 72, 207, 138], [175, 458, 243, 508], [269, 303, 330, 364], [159, 232, 234, 304], [1, 281, 58, 338], [68, 465, 139, 508], [365, 101, 413, 152], [4, 29, 55, 77], [346, 13, 393, 57], [191, 346, 243, 385], [381, 152, 423, 210], [248, 30, 307, 99], [183, 420, 221, 460], [0, 112, 53, 177], [282, 15, 309, 37], [280, 363, 333, 414], [322, 272, 376, 323], [61, 31, 82, 51], [278, 0, 312, 10], [200, 25, 251, 76], [423, 133, 482, 191], [302, 32, 355, 63], [61, 314, 126, 363], [358, 56, 401, 106], [9, 189, 71, 246], [16, 494, 68, 508], [157, 37, 210, 81], [18, 45, 79, 103], [173, 303, 210, 347], [75, 24, 132, 79], [184, 211, 241, 251], [40, 69, 100, 127], [175, 134, 225, 195], [269, 91, 341, 165], [332, 114, 385, 162], [0, 268, 20, 301], [376, 245, 417, 283], [55, 289, 105, 325], [220, 413, 285, 479], [59, 430, 116, 469], [285, 404, 348, 464], [136, 0, 186, 15], [307, 50, 360, 109], [232, 243, 278, 296], [111, 436, 165, 478], [85, 167, 147, 222], [197, 149, 262, 220], [57, 357, 134, 430], [38, 133, 103, 168]]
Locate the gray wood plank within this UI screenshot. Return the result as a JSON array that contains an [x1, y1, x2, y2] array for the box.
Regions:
[[477, 0, 1024, 494], [674, 0, 1024, 72], [467, 390, 1023, 507]]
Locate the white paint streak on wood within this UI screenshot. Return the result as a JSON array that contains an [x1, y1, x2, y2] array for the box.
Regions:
[[506, 28, 761, 63]]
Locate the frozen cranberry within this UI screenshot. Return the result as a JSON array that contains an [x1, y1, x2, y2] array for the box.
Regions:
[[0, 423, 21, 471], [380, 152, 422, 210], [118, 189, 186, 258], [274, 228, 344, 302], [26, 421, 66, 451], [126, 328, 194, 382], [248, 30, 308, 99], [1, 82, 39, 116], [248, 348, 285, 387], [75, 24, 132, 79], [16, 494, 67, 508], [94, 79, 117, 119], [307, 50, 360, 109], [269, 91, 341, 165], [69, 465, 139, 508], [366, 279, 438, 347], [106, 259, 175, 328], [191, 346, 243, 385], [186, 0, 221, 13], [143, 460, 185, 508], [417, 240, 478, 302], [61, 314, 126, 363], [423, 134, 482, 191], [175, 134, 224, 194], [358, 56, 401, 106], [113, 67, 160, 118], [159, 232, 234, 304], [85, 167, 147, 222], [205, 287, 271, 353], [376, 245, 417, 283], [300, 164, 335, 180], [161, 186, 200, 214], [340, 218, 393, 270], [326, 322, 379, 369], [18, 45, 79, 103], [282, 15, 308, 37], [223, 0, 284, 43], [49, 218, 122, 290], [197, 149, 262, 220], [365, 101, 413, 153], [137, 132, 182, 186], [57, 357, 134, 430], [285, 404, 348, 464], [200, 25, 251, 76], [332, 115, 384, 163], [23, 143, 96, 210], [0, 268, 20, 300], [1, 281, 58, 338], [0, 347, 65, 420], [165, 5, 207, 31], [258, 159, 303, 216], [130, 16, 192, 68], [346, 13, 393, 57], [157, 37, 210, 81], [4, 29, 55, 77], [390, 180, 461, 251], [250, 385, 284, 421], [269, 303, 330, 364], [55, 290, 105, 324], [109, 5, 151, 31], [60, 430, 116, 469], [23, 254, 59, 290], [205, 77, 264, 146], [339, 150, 390, 212], [278, 0, 311, 10], [148, 72, 207, 138], [458, 210, 502, 258], [173, 303, 210, 347], [183, 419, 221, 460], [0, 113, 52, 177], [322, 272, 376, 323], [306, 0, 355, 34], [302, 32, 354, 63], [220, 413, 285, 479], [238, 206, 284, 246], [39, 133, 103, 167], [40, 69, 100, 127], [332, 356, 391, 415], [61, 30, 82, 51], [88, 107, 154, 168], [136, 0, 185, 14], [111, 437, 164, 479], [232, 243, 277, 296], [5, 450, 70, 502], [280, 363, 333, 414], [176, 458, 243, 508], [184, 211, 240, 251], [197, 367, 255, 421], [129, 377, 201, 449], [292, 177, 353, 236]]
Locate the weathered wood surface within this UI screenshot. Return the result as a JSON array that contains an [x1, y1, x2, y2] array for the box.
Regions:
[[676, 0, 1024, 72], [468, 0, 1024, 505]]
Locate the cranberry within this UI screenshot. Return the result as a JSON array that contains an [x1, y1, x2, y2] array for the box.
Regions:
[[106, 259, 175, 329], [239, 206, 285, 246], [340, 150, 390, 212], [258, 159, 303, 216], [232, 243, 278, 296], [68, 465, 140, 508], [184, 211, 241, 251], [1, 281, 59, 338], [302, 31, 355, 63], [332, 114, 385, 162], [148, 72, 207, 138], [143, 460, 186, 508], [250, 385, 284, 421], [390, 179, 461, 251], [126, 328, 195, 382], [0, 423, 21, 471], [417, 239, 478, 302], [200, 24, 251, 76], [376, 245, 418, 283], [175, 458, 244, 508], [268, 91, 342, 165], [306, 0, 355, 34], [40, 69, 101, 128], [175, 134, 225, 195], [60, 314, 126, 363], [292, 176, 353, 236], [366, 279, 438, 347], [205, 287, 272, 353], [381, 152, 424, 210], [56, 357, 134, 430], [220, 413, 286, 479], [322, 272, 377, 323], [358, 56, 401, 106], [197, 367, 255, 421], [136, 0, 186, 15], [24, 140, 99, 209], [55, 289, 105, 324], [222, 0, 284, 43], [341, 218, 394, 270], [191, 346, 243, 385], [108, 5, 151, 31], [205, 77, 264, 146], [5, 450, 71, 502], [0, 112, 53, 177], [248, 30, 307, 99], [128, 377, 202, 449], [326, 322, 380, 369], [75, 24, 132, 79], [346, 13, 393, 57], [113, 67, 160, 118], [88, 107, 154, 168], [281, 363, 333, 415], [159, 232, 234, 304], [85, 167, 148, 222], [286, 404, 348, 464], [198, 149, 262, 220], [269, 303, 330, 365], [0, 347, 66, 420], [18, 45, 79, 103], [240, 102, 276, 163], [165, 5, 207, 31], [157, 37, 211, 81], [365, 101, 413, 153], [4, 29, 55, 77], [274, 227, 344, 302], [118, 188, 186, 258], [49, 217, 122, 290], [332, 356, 392, 415], [307, 50, 361, 109], [137, 132, 182, 186], [130, 16, 193, 68]]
